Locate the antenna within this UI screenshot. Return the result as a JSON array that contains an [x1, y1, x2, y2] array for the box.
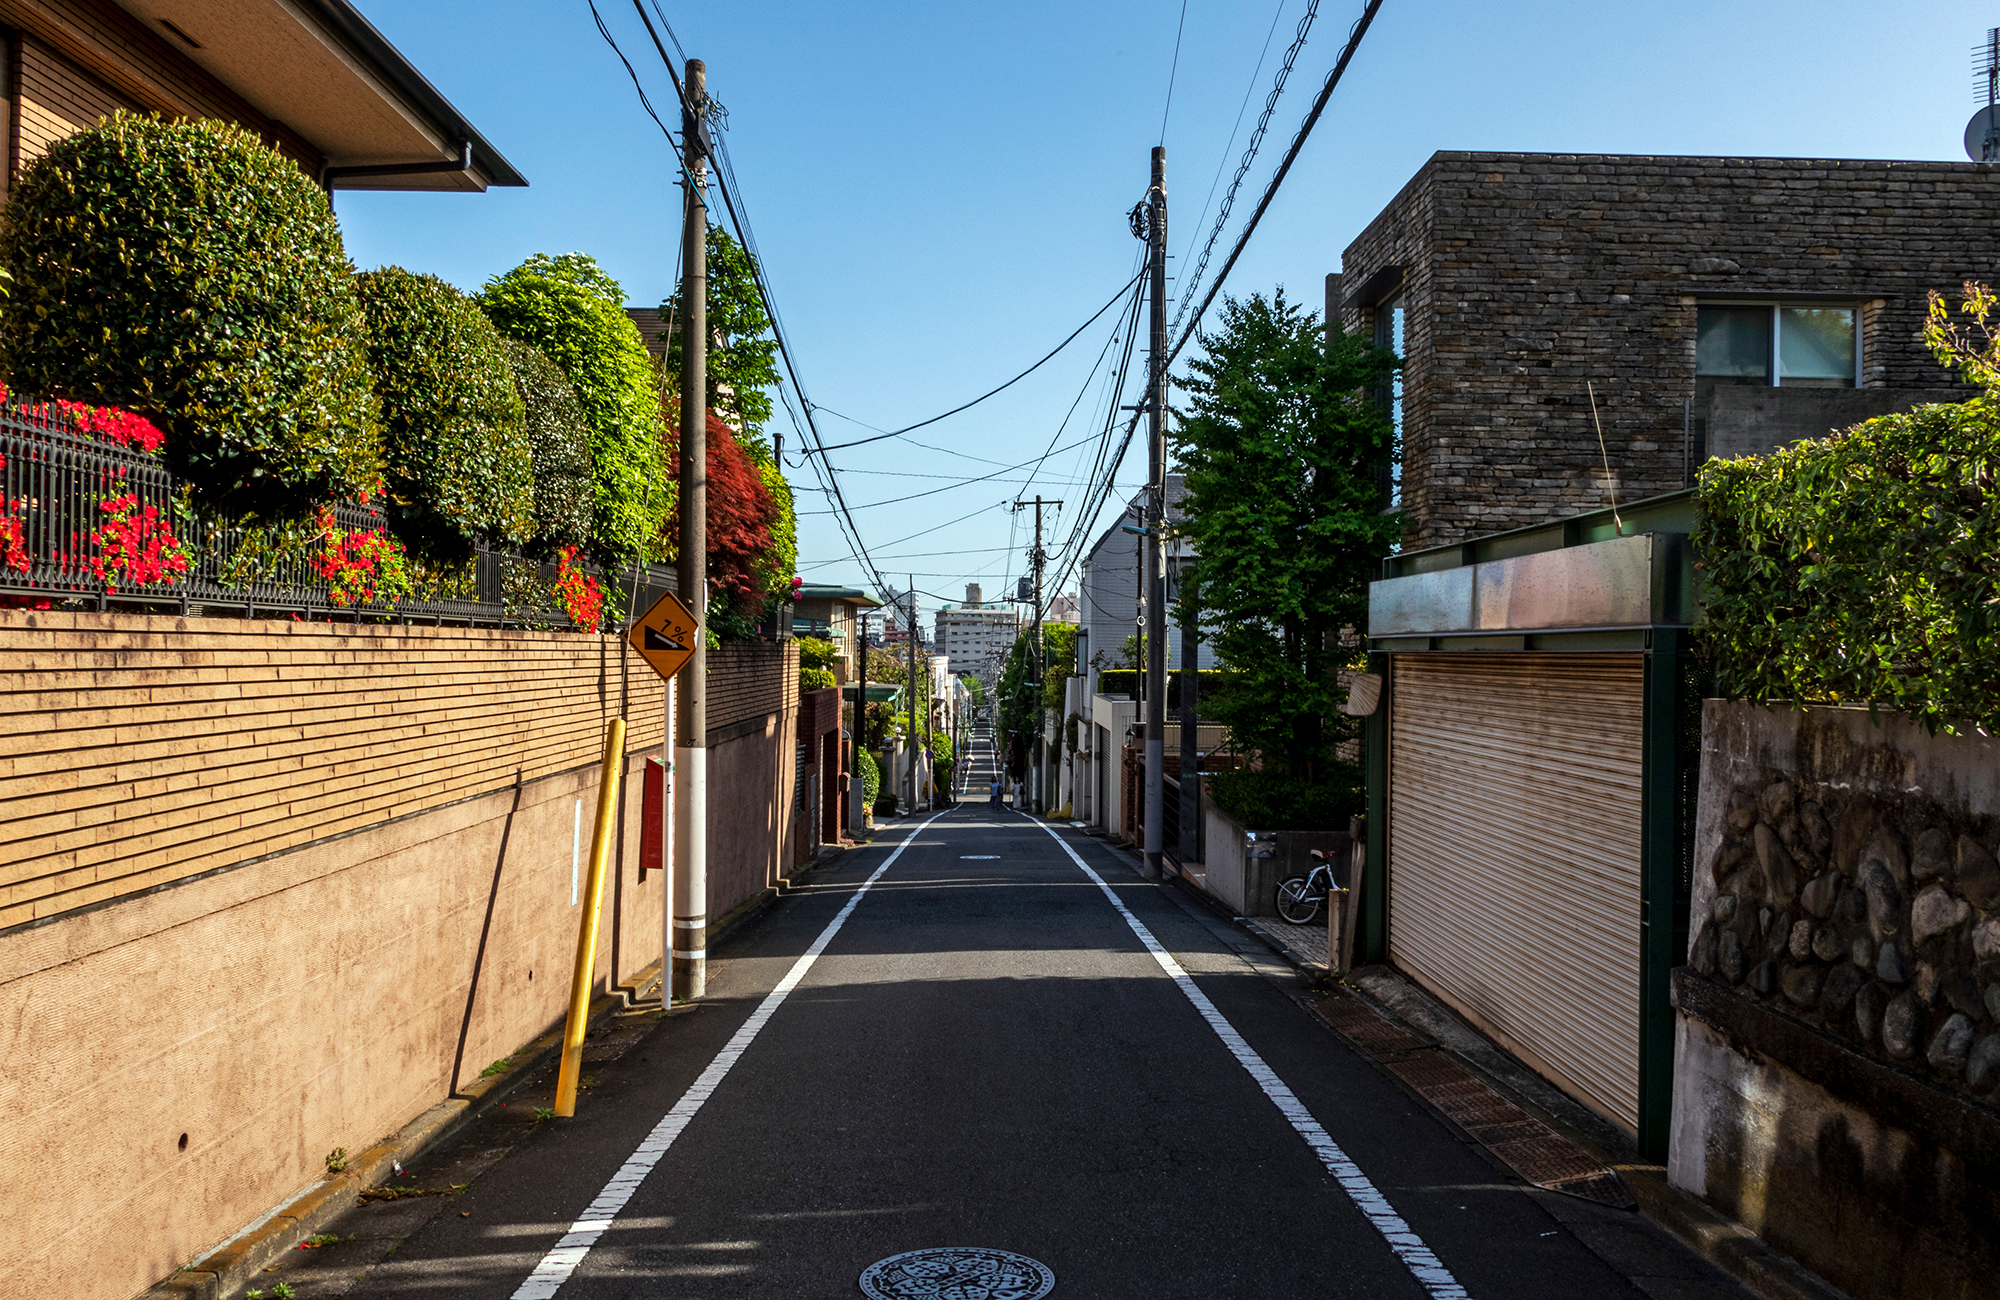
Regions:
[[1966, 29, 2000, 161]]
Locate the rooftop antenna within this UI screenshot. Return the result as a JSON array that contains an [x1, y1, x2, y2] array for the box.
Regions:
[[1966, 28, 2000, 161], [1587, 381, 1625, 537]]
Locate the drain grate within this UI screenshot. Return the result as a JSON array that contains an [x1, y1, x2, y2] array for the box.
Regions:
[[860, 1247, 1055, 1300]]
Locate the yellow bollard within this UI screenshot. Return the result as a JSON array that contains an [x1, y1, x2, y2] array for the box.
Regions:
[[555, 717, 626, 1117]]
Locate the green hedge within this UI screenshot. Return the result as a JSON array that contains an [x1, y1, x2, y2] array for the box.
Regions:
[[500, 340, 594, 552], [479, 253, 669, 562], [1207, 767, 1362, 831], [356, 267, 531, 560], [858, 747, 881, 806], [1696, 396, 2000, 735], [0, 113, 381, 516]]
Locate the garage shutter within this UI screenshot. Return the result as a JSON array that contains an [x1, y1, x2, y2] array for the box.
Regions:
[[1388, 653, 1644, 1133]]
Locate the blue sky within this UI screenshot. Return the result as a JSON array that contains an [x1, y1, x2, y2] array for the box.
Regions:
[[338, 0, 1996, 610]]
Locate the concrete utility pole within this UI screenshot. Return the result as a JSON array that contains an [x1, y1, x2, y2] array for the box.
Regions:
[[1013, 496, 1060, 815], [1178, 555, 1199, 864], [673, 57, 709, 1002], [906, 575, 918, 811], [854, 609, 868, 829], [1143, 145, 1169, 880]]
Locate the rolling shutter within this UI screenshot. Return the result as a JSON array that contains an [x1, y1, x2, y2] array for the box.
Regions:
[[1388, 653, 1644, 1133]]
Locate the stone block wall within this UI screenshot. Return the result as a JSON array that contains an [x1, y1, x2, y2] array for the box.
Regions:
[[1338, 153, 2000, 551], [1671, 702, 2000, 1300]]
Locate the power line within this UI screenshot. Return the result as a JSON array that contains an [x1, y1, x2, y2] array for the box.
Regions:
[[1168, 0, 1385, 363], [1159, 0, 1191, 143], [1168, 0, 1321, 347], [806, 266, 1147, 455]]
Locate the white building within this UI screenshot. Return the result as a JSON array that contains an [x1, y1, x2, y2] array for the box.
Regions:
[[934, 583, 1020, 692]]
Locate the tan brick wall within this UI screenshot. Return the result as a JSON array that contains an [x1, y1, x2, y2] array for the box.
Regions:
[[0, 610, 668, 931]]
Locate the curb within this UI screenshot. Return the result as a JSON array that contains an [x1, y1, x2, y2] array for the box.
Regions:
[[140, 971, 654, 1300]]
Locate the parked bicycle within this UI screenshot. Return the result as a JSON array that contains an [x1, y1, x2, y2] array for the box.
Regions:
[[1274, 848, 1344, 924]]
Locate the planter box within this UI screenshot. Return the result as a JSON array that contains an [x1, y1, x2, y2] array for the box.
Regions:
[[1201, 800, 1351, 917]]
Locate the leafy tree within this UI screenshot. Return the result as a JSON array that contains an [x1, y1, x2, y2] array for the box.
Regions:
[[479, 253, 669, 562], [499, 340, 594, 552], [856, 745, 881, 806], [0, 112, 382, 517], [1040, 622, 1078, 715], [963, 674, 987, 708], [797, 635, 838, 692], [1173, 289, 1399, 809], [662, 224, 781, 461], [355, 267, 532, 560]]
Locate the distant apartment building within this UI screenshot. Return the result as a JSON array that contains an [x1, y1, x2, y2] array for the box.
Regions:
[[934, 583, 1020, 691], [1044, 593, 1080, 624]]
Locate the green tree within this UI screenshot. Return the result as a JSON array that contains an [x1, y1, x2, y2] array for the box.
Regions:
[[0, 112, 381, 517], [355, 267, 532, 561], [663, 224, 782, 462], [479, 253, 669, 563], [1173, 289, 1400, 805]]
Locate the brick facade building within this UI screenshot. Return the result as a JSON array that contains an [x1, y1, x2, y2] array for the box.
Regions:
[[1336, 152, 1997, 550]]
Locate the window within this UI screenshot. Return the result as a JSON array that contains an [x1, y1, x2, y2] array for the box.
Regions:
[[1373, 291, 1405, 509], [1697, 304, 1857, 388]]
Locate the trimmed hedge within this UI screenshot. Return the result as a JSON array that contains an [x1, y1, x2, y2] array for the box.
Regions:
[[1696, 395, 2000, 735], [479, 253, 668, 562], [0, 112, 381, 516], [1207, 767, 1362, 831], [501, 339, 594, 552], [355, 267, 531, 560]]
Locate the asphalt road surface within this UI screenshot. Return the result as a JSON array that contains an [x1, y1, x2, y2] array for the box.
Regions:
[[261, 724, 1747, 1300]]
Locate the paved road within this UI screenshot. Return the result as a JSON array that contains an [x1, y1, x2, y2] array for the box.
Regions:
[[264, 724, 1746, 1299]]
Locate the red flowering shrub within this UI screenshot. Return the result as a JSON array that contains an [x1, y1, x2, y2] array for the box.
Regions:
[[89, 491, 189, 592], [0, 501, 27, 574], [312, 506, 412, 607], [553, 544, 604, 632]]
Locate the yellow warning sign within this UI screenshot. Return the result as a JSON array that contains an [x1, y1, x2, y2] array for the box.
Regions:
[[626, 589, 699, 683]]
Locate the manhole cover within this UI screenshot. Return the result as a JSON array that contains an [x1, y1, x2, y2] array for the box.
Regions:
[[859, 1247, 1054, 1299]]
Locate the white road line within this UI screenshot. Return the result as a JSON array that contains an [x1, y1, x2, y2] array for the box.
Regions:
[[509, 808, 950, 1300], [1021, 815, 1472, 1300]]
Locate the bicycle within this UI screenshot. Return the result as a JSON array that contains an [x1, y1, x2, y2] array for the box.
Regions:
[[1274, 848, 1343, 925]]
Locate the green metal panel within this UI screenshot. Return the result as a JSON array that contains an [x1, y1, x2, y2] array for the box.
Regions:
[[1362, 650, 1390, 965], [1637, 626, 1696, 1160]]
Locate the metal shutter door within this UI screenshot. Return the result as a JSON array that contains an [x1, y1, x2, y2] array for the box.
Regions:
[[1389, 653, 1644, 1132]]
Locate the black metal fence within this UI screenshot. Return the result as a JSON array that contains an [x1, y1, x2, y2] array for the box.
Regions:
[[0, 401, 677, 628]]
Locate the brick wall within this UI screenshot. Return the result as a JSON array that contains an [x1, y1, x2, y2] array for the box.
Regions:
[[1339, 152, 2000, 550], [0, 611, 667, 932]]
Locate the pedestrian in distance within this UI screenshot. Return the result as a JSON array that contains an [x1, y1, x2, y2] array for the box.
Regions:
[[988, 778, 1003, 811]]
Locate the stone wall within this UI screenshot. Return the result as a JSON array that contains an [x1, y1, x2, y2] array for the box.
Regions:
[[1671, 701, 2000, 1300], [1338, 153, 2000, 550]]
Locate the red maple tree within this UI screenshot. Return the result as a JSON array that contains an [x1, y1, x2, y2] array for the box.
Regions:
[[665, 409, 780, 617]]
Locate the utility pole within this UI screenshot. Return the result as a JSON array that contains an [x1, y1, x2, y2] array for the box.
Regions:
[[672, 57, 709, 1002], [853, 609, 868, 830], [906, 575, 918, 811], [1142, 145, 1169, 880], [1013, 496, 1061, 815]]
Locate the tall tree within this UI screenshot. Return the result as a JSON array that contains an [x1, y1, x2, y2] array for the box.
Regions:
[[1173, 290, 1400, 794], [662, 224, 782, 462]]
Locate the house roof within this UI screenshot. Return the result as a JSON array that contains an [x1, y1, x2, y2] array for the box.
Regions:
[[110, 0, 526, 190], [842, 683, 902, 704], [798, 584, 884, 608]]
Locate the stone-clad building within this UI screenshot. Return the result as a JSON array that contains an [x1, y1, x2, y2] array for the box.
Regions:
[[1335, 152, 1997, 550]]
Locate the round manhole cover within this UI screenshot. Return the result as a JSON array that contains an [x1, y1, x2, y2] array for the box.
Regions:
[[859, 1247, 1055, 1300]]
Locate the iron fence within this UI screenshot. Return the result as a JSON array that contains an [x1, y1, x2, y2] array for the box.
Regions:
[[0, 401, 676, 628]]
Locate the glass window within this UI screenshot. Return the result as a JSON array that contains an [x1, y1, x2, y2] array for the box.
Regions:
[[1696, 307, 1772, 383], [1374, 293, 1405, 510], [1778, 307, 1855, 387]]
